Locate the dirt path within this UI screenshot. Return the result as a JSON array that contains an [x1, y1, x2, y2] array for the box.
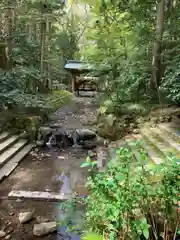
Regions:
[[0, 95, 98, 240]]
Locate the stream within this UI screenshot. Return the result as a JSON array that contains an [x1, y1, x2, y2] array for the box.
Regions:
[[41, 95, 98, 239], [0, 94, 99, 239]]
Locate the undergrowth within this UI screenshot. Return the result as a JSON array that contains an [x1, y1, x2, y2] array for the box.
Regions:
[[81, 141, 180, 240]]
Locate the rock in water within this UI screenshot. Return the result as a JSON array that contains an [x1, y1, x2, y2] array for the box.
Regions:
[[81, 140, 97, 150], [36, 140, 45, 147], [38, 127, 52, 141], [36, 216, 50, 224], [49, 123, 62, 129], [18, 211, 34, 223], [0, 231, 6, 238], [33, 222, 56, 236], [53, 129, 73, 148], [88, 150, 96, 157], [75, 129, 96, 142], [5, 235, 11, 239]]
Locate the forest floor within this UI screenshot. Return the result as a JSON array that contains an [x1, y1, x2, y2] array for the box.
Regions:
[[0, 93, 98, 240]]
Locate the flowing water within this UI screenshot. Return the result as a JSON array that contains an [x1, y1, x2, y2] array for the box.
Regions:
[[47, 96, 97, 239], [0, 94, 98, 239]]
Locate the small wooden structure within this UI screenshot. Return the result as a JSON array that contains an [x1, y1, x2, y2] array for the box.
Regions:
[[64, 60, 97, 96]]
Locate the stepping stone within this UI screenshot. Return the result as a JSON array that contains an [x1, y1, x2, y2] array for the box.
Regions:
[[8, 190, 71, 202]]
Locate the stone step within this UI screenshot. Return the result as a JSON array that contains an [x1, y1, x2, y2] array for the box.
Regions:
[[97, 147, 109, 172], [133, 134, 164, 165], [140, 128, 174, 158], [158, 123, 180, 142], [0, 144, 33, 181], [125, 135, 142, 161], [150, 127, 180, 155], [0, 135, 19, 155], [0, 132, 11, 143], [0, 139, 28, 168], [108, 140, 126, 161]]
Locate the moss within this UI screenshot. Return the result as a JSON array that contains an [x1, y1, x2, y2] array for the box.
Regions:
[[7, 114, 43, 140], [0, 90, 73, 140], [46, 90, 72, 112]]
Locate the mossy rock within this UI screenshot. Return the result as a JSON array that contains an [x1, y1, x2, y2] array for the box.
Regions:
[[96, 114, 126, 140], [7, 115, 43, 140]]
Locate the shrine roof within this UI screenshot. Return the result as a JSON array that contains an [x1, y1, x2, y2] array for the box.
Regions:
[[64, 60, 94, 72]]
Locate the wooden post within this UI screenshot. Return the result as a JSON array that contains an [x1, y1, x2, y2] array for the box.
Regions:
[[72, 74, 76, 93]]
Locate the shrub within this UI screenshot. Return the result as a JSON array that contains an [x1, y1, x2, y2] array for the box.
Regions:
[[161, 64, 180, 105], [84, 142, 180, 240]]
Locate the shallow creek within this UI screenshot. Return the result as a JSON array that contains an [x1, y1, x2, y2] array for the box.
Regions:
[[0, 95, 98, 239]]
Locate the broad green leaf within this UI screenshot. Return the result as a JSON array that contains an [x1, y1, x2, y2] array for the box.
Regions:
[[81, 232, 103, 240], [143, 227, 149, 239], [80, 162, 91, 168]]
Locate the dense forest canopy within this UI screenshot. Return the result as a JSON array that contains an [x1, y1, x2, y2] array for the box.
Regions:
[[0, 0, 179, 111], [79, 0, 180, 106]]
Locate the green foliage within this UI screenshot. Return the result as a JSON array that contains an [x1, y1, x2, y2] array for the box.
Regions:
[[161, 64, 180, 105], [80, 0, 180, 111], [82, 232, 103, 240], [46, 90, 73, 111], [80, 156, 97, 170], [0, 68, 72, 136], [0, 69, 48, 109], [84, 142, 179, 240]]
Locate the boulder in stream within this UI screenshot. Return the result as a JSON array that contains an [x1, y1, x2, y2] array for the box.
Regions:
[[18, 211, 34, 223], [81, 140, 97, 150], [38, 126, 52, 140], [0, 231, 6, 238], [33, 222, 57, 236], [36, 140, 45, 147], [75, 129, 96, 141]]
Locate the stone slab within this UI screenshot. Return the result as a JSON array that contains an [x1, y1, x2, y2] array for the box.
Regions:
[[0, 135, 19, 154], [0, 139, 28, 167], [0, 132, 10, 143], [8, 190, 72, 202], [0, 144, 33, 181]]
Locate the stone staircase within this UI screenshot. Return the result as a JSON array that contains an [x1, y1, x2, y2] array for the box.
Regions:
[[104, 120, 180, 170], [0, 131, 33, 182]]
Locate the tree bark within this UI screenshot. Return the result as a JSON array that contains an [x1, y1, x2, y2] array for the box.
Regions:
[[151, 0, 165, 89], [46, 21, 52, 90], [0, 43, 8, 69], [5, 0, 13, 69], [40, 8, 46, 84]]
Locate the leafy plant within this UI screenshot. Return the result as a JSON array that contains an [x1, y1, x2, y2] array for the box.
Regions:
[[80, 156, 97, 170], [161, 64, 180, 105], [84, 142, 180, 240], [82, 232, 103, 240]]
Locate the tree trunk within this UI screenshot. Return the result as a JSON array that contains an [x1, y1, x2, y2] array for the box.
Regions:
[[0, 43, 8, 69], [46, 21, 52, 90], [40, 11, 46, 84], [5, 0, 13, 69], [151, 0, 165, 89]]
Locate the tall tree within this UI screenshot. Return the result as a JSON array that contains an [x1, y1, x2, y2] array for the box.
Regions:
[[5, 0, 14, 69], [151, 0, 165, 89]]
